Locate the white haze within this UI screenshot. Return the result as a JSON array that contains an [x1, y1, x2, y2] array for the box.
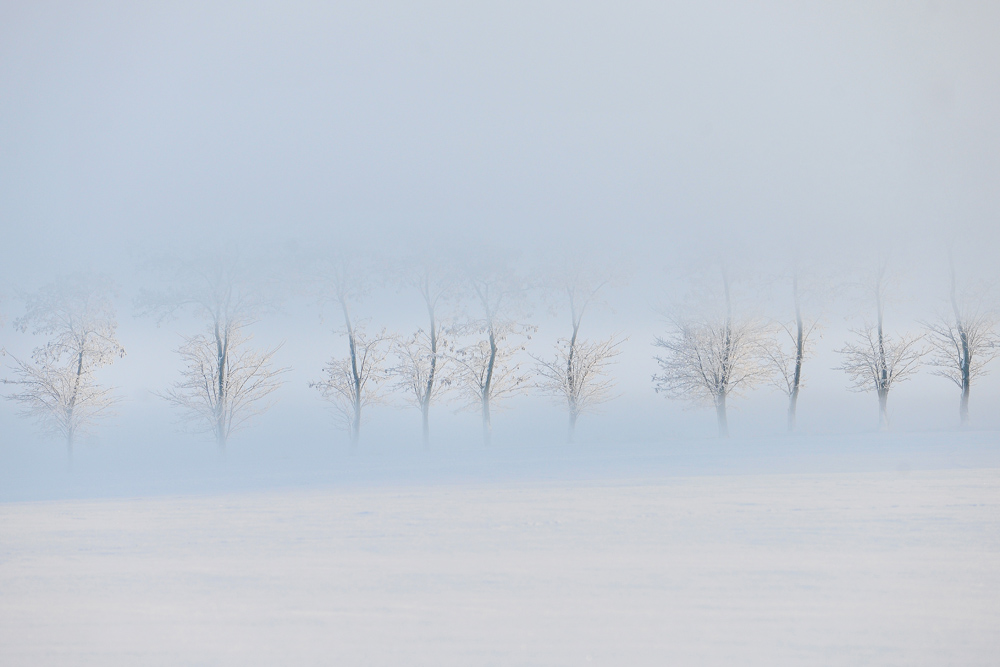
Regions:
[[2, 2, 998, 464], [2, 4, 1000, 664]]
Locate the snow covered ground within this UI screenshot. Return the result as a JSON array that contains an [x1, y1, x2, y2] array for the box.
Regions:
[[2, 455, 999, 666]]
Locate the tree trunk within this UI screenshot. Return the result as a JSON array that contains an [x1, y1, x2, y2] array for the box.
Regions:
[[566, 311, 580, 445], [716, 392, 729, 438], [786, 391, 798, 434], [422, 285, 437, 449], [343, 301, 362, 452], [350, 404, 361, 451], [482, 397, 492, 446], [65, 344, 86, 462], [214, 318, 229, 452], [788, 274, 804, 433], [951, 260, 971, 427], [875, 276, 889, 432], [66, 429, 74, 469], [877, 389, 889, 431], [481, 325, 498, 446], [718, 270, 732, 438], [959, 382, 970, 426], [421, 400, 430, 450]]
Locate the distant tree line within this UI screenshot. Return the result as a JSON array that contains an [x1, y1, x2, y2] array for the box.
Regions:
[[1, 251, 997, 458]]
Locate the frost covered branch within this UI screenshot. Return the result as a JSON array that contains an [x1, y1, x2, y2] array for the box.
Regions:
[[533, 334, 622, 442], [311, 325, 395, 448], [162, 323, 287, 447], [923, 260, 998, 425], [3, 273, 124, 454]]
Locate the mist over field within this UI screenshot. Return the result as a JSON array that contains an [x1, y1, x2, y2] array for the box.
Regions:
[[1, 2, 999, 665]]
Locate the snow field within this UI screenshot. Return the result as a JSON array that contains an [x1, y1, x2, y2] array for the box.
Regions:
[[1, 468, 998, 666]]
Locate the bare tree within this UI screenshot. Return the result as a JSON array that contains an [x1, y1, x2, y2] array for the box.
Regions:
[[162, 323, 286, 447], [451, 267, 534, 446], [312, 257, 393, 449], [3, 274, 125, 456], [389, 267, 454, 448], [136, 254, 286, 450], [925, 259, 998, 425], [532, 277, 623, 443], [653, 271, 772, 437], [392, 329, 451, 447], [765, 273, 820, 432], [311, 324, 394, 448], [836, 264, 925, 430], [535, 336, 622, 443]]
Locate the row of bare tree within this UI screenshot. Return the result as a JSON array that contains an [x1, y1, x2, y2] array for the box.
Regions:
[[1, 256, 997, 455], [654, 264, 999, 436], [267, 258, 623, 451], [0, 256, 624, 454]]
